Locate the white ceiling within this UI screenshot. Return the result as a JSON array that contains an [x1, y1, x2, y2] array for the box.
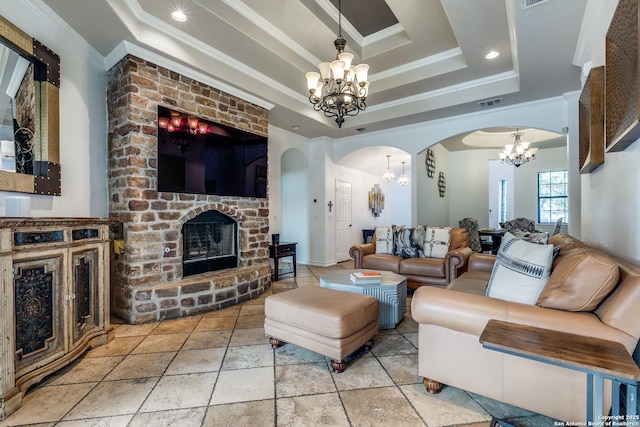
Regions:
[[40, 0, 588, 145]]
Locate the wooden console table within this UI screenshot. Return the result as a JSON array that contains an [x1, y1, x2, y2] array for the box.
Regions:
[[480, 319, 640, 423], [268, 242, 297, 281]]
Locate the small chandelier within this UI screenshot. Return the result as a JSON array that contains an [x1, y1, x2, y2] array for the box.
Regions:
[[499, 129, 538, 167], [158, 110, 209, 152], [304, 0, 370, 128], [382, 154, 395, 183], [397, 162, 409, 186]]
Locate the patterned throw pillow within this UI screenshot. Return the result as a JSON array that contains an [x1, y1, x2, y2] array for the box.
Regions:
[[422, 226, 452, 259], [374, 226, 394, 254], [512, 230, 549, 245], [393, 225, 425, 258], [486, 232, 554, 305]]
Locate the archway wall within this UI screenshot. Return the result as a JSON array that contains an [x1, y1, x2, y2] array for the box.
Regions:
[[334, 95, 578, 234]]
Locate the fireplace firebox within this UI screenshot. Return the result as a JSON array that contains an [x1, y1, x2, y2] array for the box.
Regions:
[[183, 210, 238, 276]]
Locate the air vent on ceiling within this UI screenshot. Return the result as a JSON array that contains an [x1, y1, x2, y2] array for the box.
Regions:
[[477, 98, 503, 108], [521, 0, 551, 10]]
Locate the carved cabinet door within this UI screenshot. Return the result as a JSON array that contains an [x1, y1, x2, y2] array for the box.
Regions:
[[70, 245, 103, 345], [13, 252, 67, 377]]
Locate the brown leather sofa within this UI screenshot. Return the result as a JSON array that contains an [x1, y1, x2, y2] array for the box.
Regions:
[[349, 228, 472, 290], [411, 233, 640, 421]]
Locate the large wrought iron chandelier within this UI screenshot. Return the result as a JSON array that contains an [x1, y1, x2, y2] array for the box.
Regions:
[[499, 129, 538, 167], [304, 0, 370, 128]]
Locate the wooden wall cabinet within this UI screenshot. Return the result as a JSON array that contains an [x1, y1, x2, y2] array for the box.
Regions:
[[0, 218, 113, 419]]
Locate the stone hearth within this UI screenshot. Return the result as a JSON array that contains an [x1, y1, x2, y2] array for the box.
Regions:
[[107, 55, 271, 324]]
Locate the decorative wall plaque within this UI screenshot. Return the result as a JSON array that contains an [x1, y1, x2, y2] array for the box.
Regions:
[[578, 66, 604, 173], [425, 149, 436, 178], [438, 172, 446, 197], [605, 0, 640, 152]]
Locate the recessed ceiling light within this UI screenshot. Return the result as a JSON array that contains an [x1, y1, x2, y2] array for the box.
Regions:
[[292, 126, 300, 131], [485, 50, 499, 60], [171, 10, 187, 22]]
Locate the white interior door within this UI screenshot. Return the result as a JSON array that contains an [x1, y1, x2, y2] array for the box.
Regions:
[[335, 180, 352, 262], [488, 160, 514, 228]]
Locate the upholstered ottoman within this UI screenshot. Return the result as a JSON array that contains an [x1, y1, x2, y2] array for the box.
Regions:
[[264, 286, 379, 373]]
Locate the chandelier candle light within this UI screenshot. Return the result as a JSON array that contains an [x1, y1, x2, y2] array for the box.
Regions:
[[397, 161, 409, 186], [382, 154, 395, 183], [158, 110, 209, 152], [499, 129, 538, 167], [305, 0, 370, 128]]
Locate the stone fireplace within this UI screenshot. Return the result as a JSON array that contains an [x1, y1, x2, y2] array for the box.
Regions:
[[182, 210, 238, 276], [107, 55, 271, 324]]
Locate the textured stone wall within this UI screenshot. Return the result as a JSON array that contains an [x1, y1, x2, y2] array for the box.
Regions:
[[107, 55, 270, 324]]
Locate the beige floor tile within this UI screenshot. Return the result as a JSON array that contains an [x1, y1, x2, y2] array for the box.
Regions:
[[239, 304, 264, 316], [194, 316, 237, 331], [202, 305, 240, 318], [397, 315, 419, 333], [203, 400, 274, 427], [341, 386, 424, 426], [130, 332, 189, 353], [271, 282, 297, 293], [401, 384, 492, 427], [84, 336, 145, 358], [114, 323, 158, 337], [210, 367, 274, 405], [139, 372, 217, 412], [275, 362, 336, 398], [404, 331, 419, 348], [277, 393, 349, 426], [377, 354, 421, 385], [104, 352, 176, 380], [63, 378, 158, 420], [273, 343, 326, 365], [151, 316, 201, 334], [331, 357, 394, 391], [371, 332, 418, 356], [48, 356, 124, 385], [129, 407, 206, 427], [182, 330, 232, 350], [0, 383, 95, 425], [221, 344, 274, 370], [56, 415, 133, 427], [229, 327, 267, 347], [235, 314, 265, 329], [466, 391, 538, 419], [165, 348, 225, 375]]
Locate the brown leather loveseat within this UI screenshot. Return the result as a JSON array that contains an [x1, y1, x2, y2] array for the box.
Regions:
[[349, 227, 472, 290], [411, 233, 640, 421]]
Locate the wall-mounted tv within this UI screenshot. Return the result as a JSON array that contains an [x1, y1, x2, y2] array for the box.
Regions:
[[157, 106, 267, 198]]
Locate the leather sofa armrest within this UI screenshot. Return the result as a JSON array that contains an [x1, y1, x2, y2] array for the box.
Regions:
[[467, 253, 497, 273], [349, 243, 375, 268], [410, 286, 636, 350], [445, 246, 473, 281]]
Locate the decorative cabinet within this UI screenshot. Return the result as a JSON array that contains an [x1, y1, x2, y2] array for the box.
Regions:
[[0, 218, 113, 419]]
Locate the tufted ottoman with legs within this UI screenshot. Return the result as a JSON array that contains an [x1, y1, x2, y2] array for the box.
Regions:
[[264, 286, 379, 373]]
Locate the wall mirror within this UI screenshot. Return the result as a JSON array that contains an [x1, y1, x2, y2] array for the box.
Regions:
[[0, 15, 60, 195]]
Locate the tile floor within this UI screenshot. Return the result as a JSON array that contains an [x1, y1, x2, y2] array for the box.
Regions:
[[1, 262, 556, 427]]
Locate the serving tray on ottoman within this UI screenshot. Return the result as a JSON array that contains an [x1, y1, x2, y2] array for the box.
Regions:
[[264, 286, 379, 373]]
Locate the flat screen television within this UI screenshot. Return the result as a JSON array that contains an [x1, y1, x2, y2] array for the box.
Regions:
[[156, 106, 267, 198]]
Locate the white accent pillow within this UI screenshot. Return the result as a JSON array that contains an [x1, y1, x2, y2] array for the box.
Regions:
[[486, 232, 554, 305], [422, 226, 452, 259], [374, 226, 394, 254]]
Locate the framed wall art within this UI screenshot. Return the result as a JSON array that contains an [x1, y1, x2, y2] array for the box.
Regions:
[[368, 184, 384, 217]]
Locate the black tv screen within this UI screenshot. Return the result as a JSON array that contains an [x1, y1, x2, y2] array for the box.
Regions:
[[157, 106, 267, 198]]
